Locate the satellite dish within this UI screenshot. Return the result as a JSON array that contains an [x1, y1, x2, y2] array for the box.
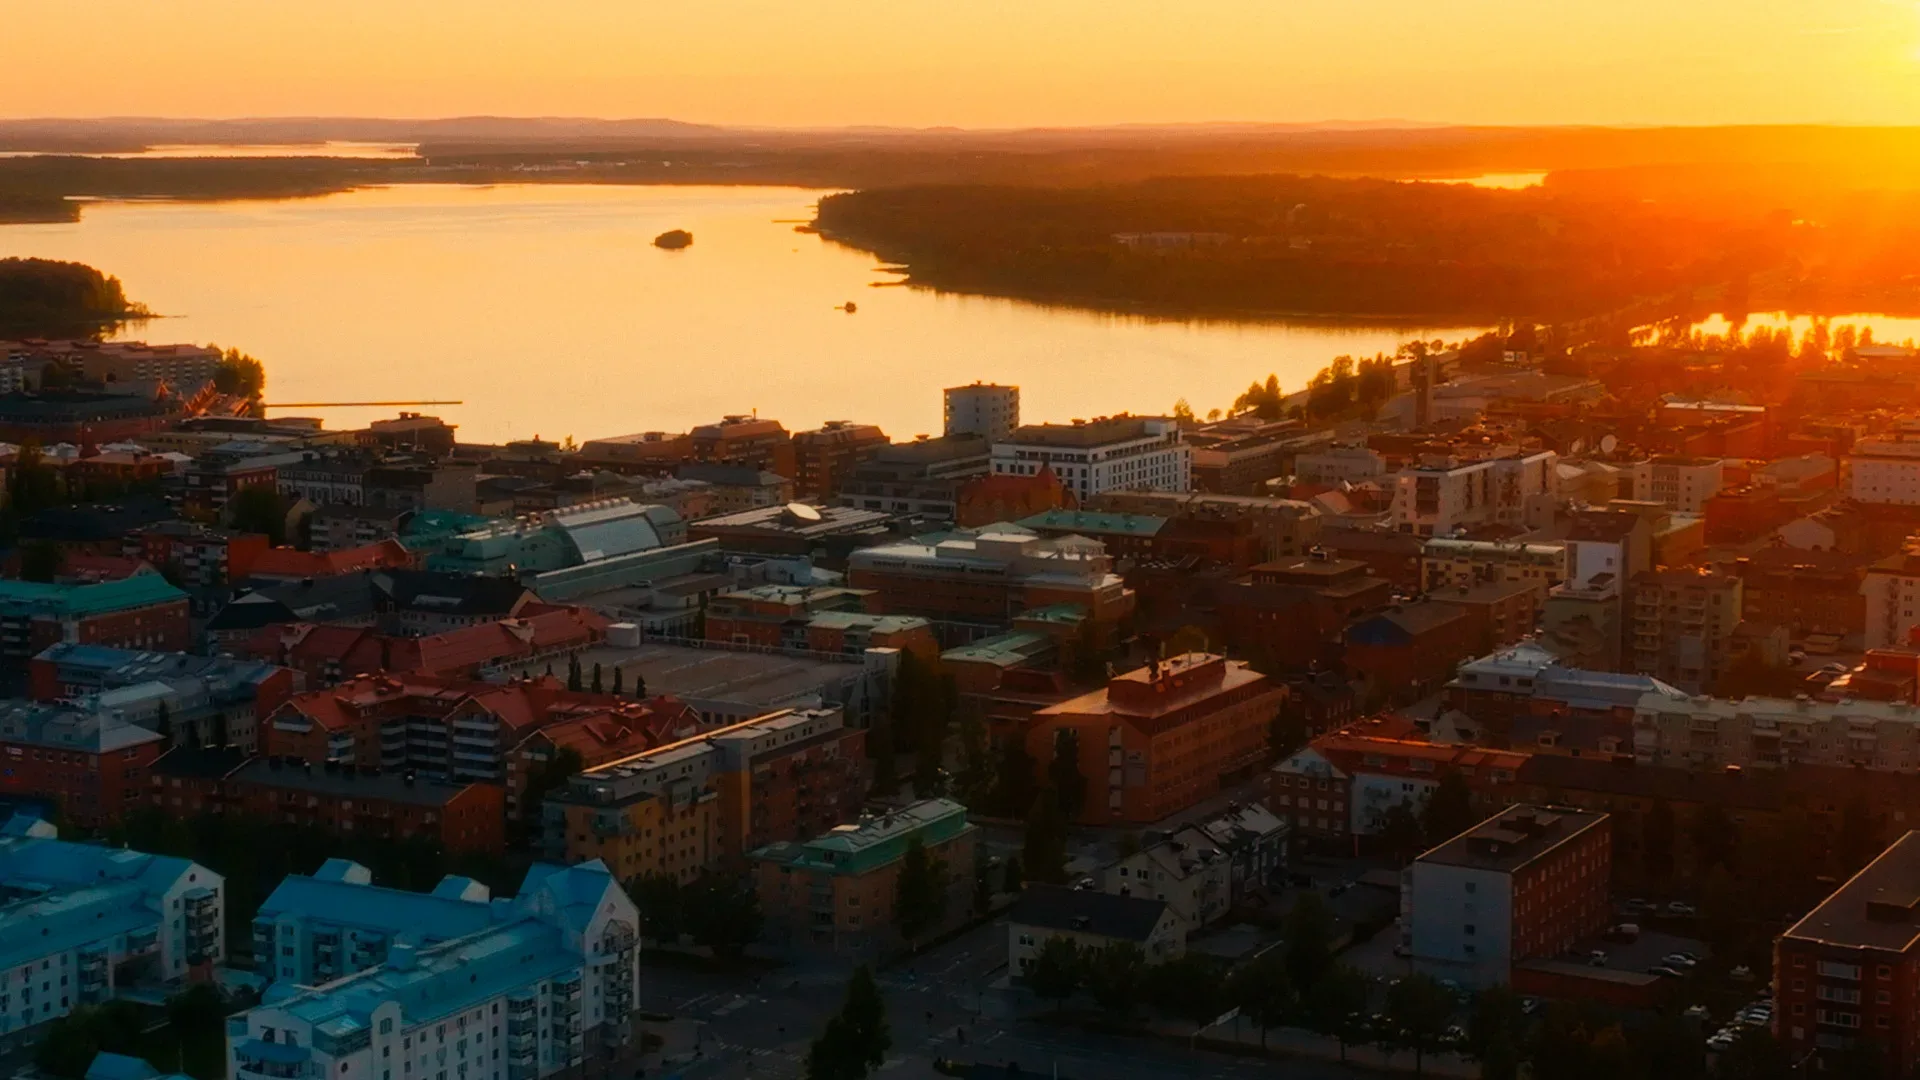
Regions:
[[1600, 434, 1619, 455], [1569, 437, 1587, 455], [784, 502, 823, 523]]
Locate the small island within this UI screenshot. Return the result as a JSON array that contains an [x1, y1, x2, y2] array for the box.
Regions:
[[653, 229, 693, 250], [0, 257, 150, 338]]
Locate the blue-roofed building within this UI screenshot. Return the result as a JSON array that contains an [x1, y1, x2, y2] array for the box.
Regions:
[[29, 643, 300, 754], [0, 575, 192, 666], [86, 1052, 192, 1080], [0, 814, 224, 1039], [1441, 642, 1688, 755], [231, 860, 637, 1080]]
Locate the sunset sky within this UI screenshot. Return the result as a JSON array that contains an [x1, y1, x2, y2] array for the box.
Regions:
[[5, 0, 1920, 127]]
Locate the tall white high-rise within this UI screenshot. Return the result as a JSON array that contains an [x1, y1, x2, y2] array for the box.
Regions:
[[944, 383, 1020, 441]]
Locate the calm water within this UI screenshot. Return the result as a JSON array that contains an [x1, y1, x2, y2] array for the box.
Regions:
[[1, 184, 1492, 443]]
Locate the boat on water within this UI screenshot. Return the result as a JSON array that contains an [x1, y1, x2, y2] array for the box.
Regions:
[[653, 229, 693, 250], [839, 301, 858, 313]]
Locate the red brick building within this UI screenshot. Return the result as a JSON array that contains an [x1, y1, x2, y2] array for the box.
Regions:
[[1027, 654, 1285, 825], [1775, 832, 1920, 1073], [0, 706, 165, 827], [955, 468, 1075, 528], [1343, 601, 1479, 700], [244, 538, 417, 583], [149, 746, 507, 854], [126, 521, 272, 588], [792, 421, 890, 500], [246, 603, 608, 685], [0, 575, 192, 666]]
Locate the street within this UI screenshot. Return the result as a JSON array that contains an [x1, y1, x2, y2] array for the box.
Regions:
[[642, 922, 1367, 1080]]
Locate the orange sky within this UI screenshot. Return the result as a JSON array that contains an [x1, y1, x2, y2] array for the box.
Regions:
[[5, 0, 1920, 127]]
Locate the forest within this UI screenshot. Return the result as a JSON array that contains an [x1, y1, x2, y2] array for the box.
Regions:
[[0, 257, 148, 338]]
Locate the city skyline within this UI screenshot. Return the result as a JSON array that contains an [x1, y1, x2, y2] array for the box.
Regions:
[[5, 0, 1920, 128]]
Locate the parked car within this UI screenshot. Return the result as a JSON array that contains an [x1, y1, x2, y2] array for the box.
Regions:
[[1588, 949, 1609, 967], [1663, 953, 1698, 969], [1730, 965, 1755, 981], [1649, 966, 1686, 979], [1684, 1005, 1711, 1020], [1623, 898, 1653, 914], [1667, 901, 1698, 917], [1521, 997, 1542, 1016], [1707, 1033, 1736, 1051], [1606, 923, 1642, 942]]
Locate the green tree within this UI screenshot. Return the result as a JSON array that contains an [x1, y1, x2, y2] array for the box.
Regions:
[[9, 440, 65, 516], [682, 871, 763, 960], [1642, 798, 1677, 882], [1283, 892, 1336, 991], [154, 700, 174, 746], [612, 667, 623, 695], [993, 735, 1036, 817], [1226, 950, 1293, 1050], [632, 672, 648, 699], [1384, 973, 1455, 1075], [1379, 802, 1427, 860], [627, 873, 685, 943], [1082, 942, 1146, 1019], [1024, 936, 1081, 1013], [1171, 398, 1196, 422], [953, 715, 995, 810], [567, 654, 583, 693], [893, 836, 950, 948], [806, 969, 890, 1080], [1023, 789, 1069, 886], [868, 707, 899, 796], [18, 539, 64, 583], [1467, 985, 1523, 1079], [229, 485, 287, 544], [590, 662, 603, 694], [1147, 953, 1229, 1036], [1048, 728, 1088, 821], [213, 348, 267, 399], [1268, 706, 1308, 764], [806, 1015, 864, 1080], [1301, 965, 1372, 1064], [1420, 770, 1475, 845]]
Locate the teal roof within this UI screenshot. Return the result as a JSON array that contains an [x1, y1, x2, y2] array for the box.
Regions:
[[0, 575, 186, 618], [752, 798, 973, 877], [1015, 603, 1088, 626], [1017, 509, 1166, 538], [280, 919, 581, 1030], [0, 825, 207, 970], [87, 1053, 187, 1080], [806, 611, 930, 634], [941, 631, 1054, 668]]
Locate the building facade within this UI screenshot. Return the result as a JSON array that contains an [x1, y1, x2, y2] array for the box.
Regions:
[[1628, 569, 1742, 693], [944, 383, 1020, 442], [991, 417, 1191, 500]]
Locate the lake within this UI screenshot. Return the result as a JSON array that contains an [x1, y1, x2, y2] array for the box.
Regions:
[[2, 183, 1497, 443]]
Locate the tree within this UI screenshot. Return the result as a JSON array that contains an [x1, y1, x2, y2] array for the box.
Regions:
[[627, 872, 685, 943], [1226, 950, 1293, 1049], [1379, 802, 1426, 859], [1023, 789, 1069, 886], [1284, 892, 1336, 992], [154, 700, 174, 746], [1047, 728, 1087, 821], [590, 662, 603, 694], [1642, 798, 1677, 882], [1690, 803, 1736, 872], [1082, 942, 1146, 1019], [9, 441, 65, 516], [1146, 953, 1227, 1035], [1024, 937, 1081, 1013], [632, 672, 647, 699], [1171, 398, 1196, 422], [682, 872, 763, 960], [1384, 973, 1455, 1075], [806, 969, 890, 1080], [213, 348, 266, 399], [1301, 965, 1372, 1064], [993, 735, 1036, 817], [18, 539, 64, 583], [1268, 707, 1308, 764], [229, 486, 286, 544], [972, 854, 994, 915], [868, 706, 899, 796], [1420, 770, 1475, 845], [612, 667, 623, 695], [893, 836, 950, 947], [567, 654, 583, 693], [1467, 985, 1523, 1080], [953, 715, 994, 810]]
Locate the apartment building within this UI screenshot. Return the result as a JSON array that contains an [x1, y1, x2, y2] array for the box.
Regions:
[[1865, 552, 1920, 650], [1390, 450, 1558, 537], [702, 584, 937, 657], [0, 815, 222, 1040], [0, 575, 192, 666], [991, 416, 1191, 500], [1402, 805, 1611, 988], [791, 421, 890, 501], [837, 434, 992, 521], [150, 749, 506, 854], [1631, 692, 1920, 771], [1090, 491, 1322, 562], [1027, 654, 1286, 825], [944, 383, 1020, 441], [1270, 726, 1529, 844], [0, 705, 166, 827], [1009, 886, 1184, 976], [846, 525, 1135, 630], [1848, 434, 1920, 506], [752, 798, 976, 957], [1421, 538, 1567, 596], [1775, 832, 1920, 1072], [1100, 802, 1288, 934], [183, 446, 307, 524], [1185, 418, 1327, 495], [1629, 456, 1725, 513], [1628, 568, 1743, 693], [543, 708, 866, 879], [27, 643, 298, 751], [236, 859, 639, 1080], [125, 522, 271, 588]]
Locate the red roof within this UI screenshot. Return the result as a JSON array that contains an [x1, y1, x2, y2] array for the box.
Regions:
[[248, 538, 415, 579], [247, 605, 608, 679]]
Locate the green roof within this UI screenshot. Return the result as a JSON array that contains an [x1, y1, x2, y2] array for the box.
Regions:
[[0, 575, 187, 618], [941, 631, 1055, 669], [1015, 603, 1088, 626], [751, 798, 972, 876], [1017, 509, 1167, 538]]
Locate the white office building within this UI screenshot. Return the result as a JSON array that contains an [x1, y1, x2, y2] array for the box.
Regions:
[[943, 384, 1020, 442], [991, 416, 1191, 500], [1849, 435, 1920, 506]]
